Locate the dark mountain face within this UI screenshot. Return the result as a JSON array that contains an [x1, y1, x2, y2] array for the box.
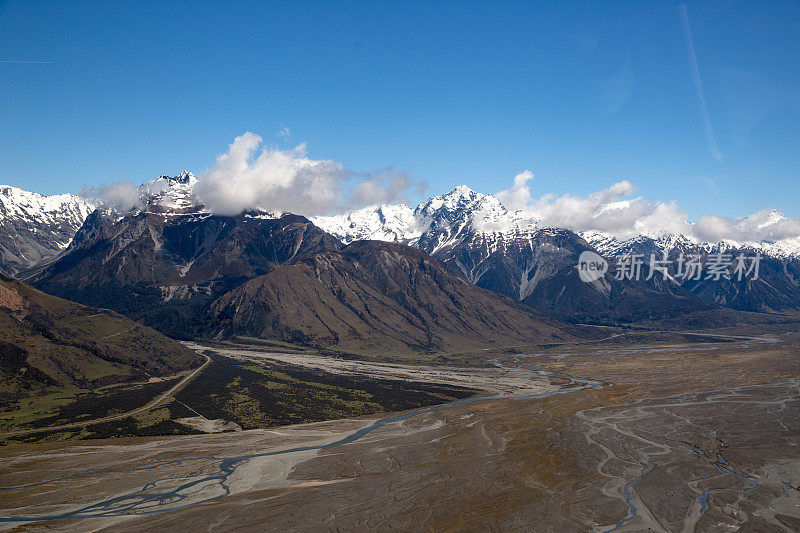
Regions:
[[34, 211, 342, 338], [0, 274, 199, 399], [590, 235, 800, 313], [206, 241, 574, 354], [420, 228, 710, 324], [681, 254, 800, 312], [429, 229, 585, 301]]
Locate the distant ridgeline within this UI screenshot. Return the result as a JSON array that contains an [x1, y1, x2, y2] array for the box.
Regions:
[[1, 175, 798, 345]]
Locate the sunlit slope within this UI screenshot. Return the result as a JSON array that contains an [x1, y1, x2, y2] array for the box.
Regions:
[[0, 273, 201, 399], [207, 241, 575, 354]]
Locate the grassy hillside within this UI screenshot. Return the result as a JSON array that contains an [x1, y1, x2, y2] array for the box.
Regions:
[[0, 274, 202, 427]]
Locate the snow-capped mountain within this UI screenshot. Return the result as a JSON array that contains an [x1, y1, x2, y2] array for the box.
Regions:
[[411, 185, 537, 255], [579, 229, 800, 312], [316, 187, 709, 321], [138, 171, 200, 212], [582, 227, 800, 260], [314, 204, 420, 244], [313, 185, 537, 252], [313, 186, 800, 314], [0, 185, 98, 275], [316, 188, 598, 308], [0, 171, 203, 276]]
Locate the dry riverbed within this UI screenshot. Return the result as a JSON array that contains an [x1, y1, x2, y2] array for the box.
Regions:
[[1, 331, 799, 532]]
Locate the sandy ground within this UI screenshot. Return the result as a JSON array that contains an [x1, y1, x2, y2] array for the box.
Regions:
[[186, 342, 568, 397], [174, 417, 242, 433]]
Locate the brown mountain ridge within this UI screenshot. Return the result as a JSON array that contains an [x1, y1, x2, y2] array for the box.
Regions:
[[206, 241, 575, 354]]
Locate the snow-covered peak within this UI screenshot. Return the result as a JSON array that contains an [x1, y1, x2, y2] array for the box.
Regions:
[[138, 172, 199, 211], [173, 170, 196, 184], [0, 185, 97, 225], [582, 231, 668, 257], [415, 186, 515, 234], [0, 185, 100, 274], [415, 185, 483, 216], [749, 208, 785, 230], [753, 237, 800, 257], [469, 202, 537, 235], [312, 204, 421, 244], [442, 184, 478, 201], [314, 185, 540, 250]]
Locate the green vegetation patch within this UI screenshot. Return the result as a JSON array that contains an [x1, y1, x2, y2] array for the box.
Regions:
[[175, 354, 477, 429], [0, 398, 199, 445], [1, 352, 477, 445], [0, 378, 180, 432]]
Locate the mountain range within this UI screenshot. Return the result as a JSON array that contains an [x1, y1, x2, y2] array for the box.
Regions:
[[35, 182, 342, 338], [21, 175, 567, 351], [313, 187, 800, 315], [2, 173, 799, 349]]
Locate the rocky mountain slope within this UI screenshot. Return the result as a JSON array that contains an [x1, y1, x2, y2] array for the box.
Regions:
[[0, 273, 200, 400], [206, 241, 574, 354], [0, 185, 97, 276], [34, 208, 342, 338], [582, 231, 800, 312]]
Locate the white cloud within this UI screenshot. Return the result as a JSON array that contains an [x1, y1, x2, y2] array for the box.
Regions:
[[196, 133, 346, 216], [79, 132, 799, 247], [496, 170, 534, 210], [695, 210, 800, 243], [350, 168, 422, 208], [524, 179, 659, 238], [80, 181, 142, 211], [633, 201, 693, 237], [497, 173, 800, 243], [195, 132, 419, 217]]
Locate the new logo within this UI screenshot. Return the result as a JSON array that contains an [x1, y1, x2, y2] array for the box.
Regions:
[[577, 250, 608, 283]]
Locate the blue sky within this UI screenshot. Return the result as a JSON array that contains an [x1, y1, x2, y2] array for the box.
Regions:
[[1, 0, 798, 219]]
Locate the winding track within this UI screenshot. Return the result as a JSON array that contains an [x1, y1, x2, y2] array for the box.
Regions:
[[0, 354, 211, 439]]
